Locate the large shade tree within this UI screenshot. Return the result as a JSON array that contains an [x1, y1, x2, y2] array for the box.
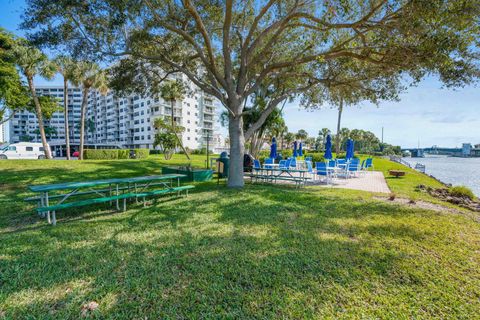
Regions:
[[12, 40, 56, 159], [23, 0, 480, 187]]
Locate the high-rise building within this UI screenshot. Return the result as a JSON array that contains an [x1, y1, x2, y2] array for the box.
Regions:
[[8, 77, 217, 156]]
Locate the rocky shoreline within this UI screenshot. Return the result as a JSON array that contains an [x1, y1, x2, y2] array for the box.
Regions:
[[416, 184, 480, 212]]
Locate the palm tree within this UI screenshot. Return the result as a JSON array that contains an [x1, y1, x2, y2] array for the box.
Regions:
[[72, 61, 108, 160], [160, 80, 190, 160], [12, 41, 56, 159], [295, 129, 308, 141], [53, 55, 77, 159], [338, 127, 351, 153], [335, 98, 344, 155], [318, 128, 331, 150], [284, 132, 295, 149]]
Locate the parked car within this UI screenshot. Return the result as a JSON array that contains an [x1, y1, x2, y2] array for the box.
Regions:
[[0, 142, 50, 159]]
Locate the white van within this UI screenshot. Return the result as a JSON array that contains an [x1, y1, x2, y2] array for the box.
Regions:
[[0, 142, 50, 159]]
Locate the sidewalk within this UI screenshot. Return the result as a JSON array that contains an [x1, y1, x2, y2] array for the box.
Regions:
[[311, 171, 391, 194]]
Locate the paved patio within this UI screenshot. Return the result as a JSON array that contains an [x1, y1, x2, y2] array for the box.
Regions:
[[311, 171, 391, 193]]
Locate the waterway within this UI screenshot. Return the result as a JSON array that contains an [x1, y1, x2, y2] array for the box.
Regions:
[[402, 155, 480, 197]]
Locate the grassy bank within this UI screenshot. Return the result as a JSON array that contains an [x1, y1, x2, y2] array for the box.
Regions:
[[0, 156, 479, 318]]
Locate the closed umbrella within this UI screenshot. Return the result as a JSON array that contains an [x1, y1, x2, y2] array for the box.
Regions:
[[269, 137, 277, 159], [346, 139, 352, 159], [299, 142, 303, 157], [293, 141, 298, 157], [324, 135, 332, 159], [350, 140, 355, 159]]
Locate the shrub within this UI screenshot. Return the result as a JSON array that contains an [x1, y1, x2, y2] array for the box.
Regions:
[[449, 186, 475, 200], [117, 149, 129, 159], [84, 149, 118, 160], [257, 150, 270, 159], [305, 152, 324, 163], [192, 147, 213, 155], [149, 149, 162, 155], [134, 149, 149, 159], [278, 149, 293, 159]]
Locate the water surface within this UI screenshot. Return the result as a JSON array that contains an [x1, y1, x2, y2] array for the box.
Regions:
[[403, 155, 480, 196]]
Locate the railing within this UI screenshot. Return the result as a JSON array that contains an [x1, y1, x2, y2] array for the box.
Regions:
[[389, 156, 412, 168], [390, 156, 426, 173]]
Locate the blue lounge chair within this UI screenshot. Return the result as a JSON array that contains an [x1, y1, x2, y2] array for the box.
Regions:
[[364, 158, 373, 170], [306, 161, 315, 180], [264, 157, 274, 169], [289, 157, 297, 168], [327, 159, 336, 168], [278, 159, 287, 169], [348, 159, 360, 177], [315, 162, 331, 183], [305, 156, 312, 162], [253, 159, 261, 170]]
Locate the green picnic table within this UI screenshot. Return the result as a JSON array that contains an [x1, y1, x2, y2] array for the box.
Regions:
[[248, 168, 311, 188], [28, 174, 193, 225]]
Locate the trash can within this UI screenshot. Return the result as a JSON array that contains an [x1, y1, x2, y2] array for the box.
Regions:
[[217, 152, 229, 178], [243, 153, 254, 172]]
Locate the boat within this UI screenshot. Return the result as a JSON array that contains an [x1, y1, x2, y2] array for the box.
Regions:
[[414, 163, 426, 173]]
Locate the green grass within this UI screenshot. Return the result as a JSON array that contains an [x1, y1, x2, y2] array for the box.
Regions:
[[361, 157, 444, 200], [0, 156, 479, 318]]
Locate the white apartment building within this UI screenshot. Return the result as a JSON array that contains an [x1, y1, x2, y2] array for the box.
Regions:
[[9, 86, 83, 147], [8, 76, 217, 156]]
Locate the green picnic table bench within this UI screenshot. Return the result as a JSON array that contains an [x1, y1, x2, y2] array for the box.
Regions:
[[247, 168, 311, 188], [28, 174, 194, 225]]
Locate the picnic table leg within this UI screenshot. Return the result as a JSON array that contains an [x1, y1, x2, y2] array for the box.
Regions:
[[51, 211, 57, 225], [123, 198, 127, 211], [39, 194, 45, 218], [134, 183, 138, 203], [177, 177, 180, 197], [116, 184, 120, 210], [109, 184, 112, 206], [45, 192, 51, 224]]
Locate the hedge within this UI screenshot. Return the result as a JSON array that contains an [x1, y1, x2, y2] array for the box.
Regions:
[[305, 153, 325, 163], [83, 148, 150, 160], [118, 149, 129, 159], [84, 149, 119, 160], [134, 149, 149, 159]]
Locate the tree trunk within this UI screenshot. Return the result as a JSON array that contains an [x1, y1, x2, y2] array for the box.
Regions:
[[27, 76, 52, 159], [63, 78, 71, 160], [170, 100, 190, 160], [335, 98, 344, 155], [79, 87, 89, 160], [227, 115, 245, 188]]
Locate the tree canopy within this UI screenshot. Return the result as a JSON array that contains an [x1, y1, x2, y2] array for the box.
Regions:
[[22, 0, 480, 186], [0, 28, 30, 124]]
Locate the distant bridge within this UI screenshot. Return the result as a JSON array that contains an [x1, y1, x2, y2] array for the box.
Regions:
[[401, 146, 462, 156]]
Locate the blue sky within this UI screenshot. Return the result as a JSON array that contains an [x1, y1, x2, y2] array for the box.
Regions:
[[2, 0, 479, 148]]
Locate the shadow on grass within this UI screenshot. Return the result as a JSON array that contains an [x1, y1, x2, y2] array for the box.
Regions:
[[0, 170, 474, 318]]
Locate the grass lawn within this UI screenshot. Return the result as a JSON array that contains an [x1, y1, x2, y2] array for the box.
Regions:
[[0, 156, 479, 318]]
